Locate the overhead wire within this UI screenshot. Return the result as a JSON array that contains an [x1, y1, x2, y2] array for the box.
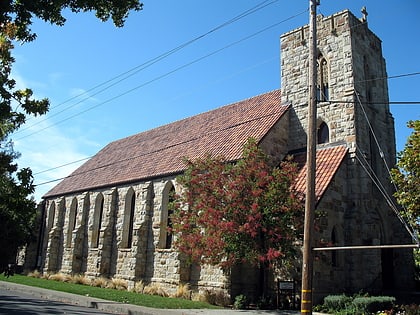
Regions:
[[354, 146, 419, 244], [14, 0, 280, 135], [287, 71, 420, 100], [32, 70, 420, 184], [14, 8, 308, 141], [33, 108, 287, 186], [20, 4, 419, 200], [353, 90, 419, 244]]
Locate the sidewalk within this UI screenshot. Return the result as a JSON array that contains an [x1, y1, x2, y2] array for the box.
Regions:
[[0, 281, 326, 315]]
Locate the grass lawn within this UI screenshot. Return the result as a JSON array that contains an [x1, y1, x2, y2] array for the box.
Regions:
[[0, 274, 221, 309]]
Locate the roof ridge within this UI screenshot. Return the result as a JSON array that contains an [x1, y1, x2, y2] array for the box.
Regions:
[[107, 89, 282, 145], [44, 89, 285, 198]]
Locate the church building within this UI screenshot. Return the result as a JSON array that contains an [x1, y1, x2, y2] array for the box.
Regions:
[[31, 9, 415, 303]]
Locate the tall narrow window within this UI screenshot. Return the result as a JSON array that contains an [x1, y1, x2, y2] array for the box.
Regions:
[[127, 193, 135, 247], [91, 193, 104, 248], [317, 121, 330, 144], [364, 56, 372, 103], [165, 187, 175, 249], [47, 202, 56, 233], [331, 227, 337, 267], [159, 182, 175, 249], [122, 189, 136, 248], [317, 55, 329, 101], [66, 198, 78, 248]]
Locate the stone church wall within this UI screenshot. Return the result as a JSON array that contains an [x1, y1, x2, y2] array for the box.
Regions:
[[26, 8, 415, 305], [40, 175, 229, 296]]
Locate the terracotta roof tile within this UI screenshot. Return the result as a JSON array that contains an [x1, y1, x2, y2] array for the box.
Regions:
[[44, 89, 287, 198], [292, 145, 348, 203]]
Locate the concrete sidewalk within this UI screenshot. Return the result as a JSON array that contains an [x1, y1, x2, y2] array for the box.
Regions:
[[0, 281, 325, 315]]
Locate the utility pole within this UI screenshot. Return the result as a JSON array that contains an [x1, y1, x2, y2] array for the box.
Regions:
[[301, 0, 318, 314]]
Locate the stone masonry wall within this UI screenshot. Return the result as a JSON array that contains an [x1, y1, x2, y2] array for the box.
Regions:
[[280, 9, 414, 295], [33, 9, 414, 304], [41, 175, 228, 296]]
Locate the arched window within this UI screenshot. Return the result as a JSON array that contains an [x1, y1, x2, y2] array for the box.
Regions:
[[66, 198, 78, 248], [166, 187, 175, 249], [159, 182, 175, 249], [91, 193, 104, 248], [47, 201, 56, 232], [122, 189, 136, 248], [364, 56, 372, 103], [317, 55, 329, 101], [317, 121, 329, 144]]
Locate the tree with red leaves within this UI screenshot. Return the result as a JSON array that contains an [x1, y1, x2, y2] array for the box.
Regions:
[[171, 138, 304, 297]]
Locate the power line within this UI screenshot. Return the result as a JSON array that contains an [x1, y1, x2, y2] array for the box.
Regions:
[[353, 90, 419, 244], [15, 8, 308, 141], [14, 0, 280, 135], [33, 108, 287, 187], [33, 156, 91, 175], [354, 147, 418, 244], [29, 88, 419, 180], [288, 71, 420, 97], [328, 101, 420, 105]]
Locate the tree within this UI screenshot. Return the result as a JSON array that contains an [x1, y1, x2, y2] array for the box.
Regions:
[[391, 120, 420, 278], [0, 0, 143, 271], [171, 138, 304, 297]]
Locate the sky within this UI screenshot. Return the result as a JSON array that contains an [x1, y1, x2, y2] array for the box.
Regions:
[[10, 0, 420, 201]]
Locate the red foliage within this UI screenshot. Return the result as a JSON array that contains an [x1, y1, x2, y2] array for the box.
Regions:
[[171, 138, 304, 270]]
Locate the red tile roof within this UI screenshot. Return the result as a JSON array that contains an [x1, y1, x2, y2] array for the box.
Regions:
[[44, 89, 287, 198], [292, 145, 348, 203]]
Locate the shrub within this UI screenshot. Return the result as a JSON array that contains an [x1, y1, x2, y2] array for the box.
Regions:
[[49, 272, 71, 282], [91, 277, 109, 288], [324, 294, 352, 312], [132, 280, 145, 294], [107, 277, 128, 291], [173, 283, 191, 299], [27, 270, 42, 278], [352, 296, 395, 314], [233, 294, 248, 309], [197, 289, 230, 307], [143, 283, 169, 297], [70, 274, 91, 285], [256, 295, 274, 310], [399, 303, 420, 315]]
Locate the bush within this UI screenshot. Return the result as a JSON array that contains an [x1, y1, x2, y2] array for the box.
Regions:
[[398, 303, 420, 315], [91, 277, 109, 288], [132, 280, 145, 294], [233, 294, 248, 309], [352, 296, 395, 314], [173, 283, 191, 299], [107, 277, 128, 291], [256, 295, 275, 310], [324, 294, 353, 312], [319, 294, 399, 315], [198, 289, 230, 307], [143, 283, 169, 297]]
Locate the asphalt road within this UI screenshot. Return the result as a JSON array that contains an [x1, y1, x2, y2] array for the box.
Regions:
[[0, 281, 321, 315], [0, 288, 115, 315]]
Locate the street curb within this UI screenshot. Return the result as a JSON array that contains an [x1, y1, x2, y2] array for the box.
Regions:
[[1, 280, 328, 314], [0, 281, 167, 315]]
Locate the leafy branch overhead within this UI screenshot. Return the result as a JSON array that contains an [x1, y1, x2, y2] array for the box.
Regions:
[[0, 0, 142, 269], [0, 0, 143, 139], [391, 120, 420, 235]]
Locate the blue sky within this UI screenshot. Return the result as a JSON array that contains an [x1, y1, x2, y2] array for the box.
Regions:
[[10, 0, 420, 201]]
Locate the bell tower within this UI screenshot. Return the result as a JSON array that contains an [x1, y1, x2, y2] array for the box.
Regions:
[[281, 9, 395, 161], [280, 9, 414, 295]]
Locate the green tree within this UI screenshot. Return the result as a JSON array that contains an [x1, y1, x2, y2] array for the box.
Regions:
[[391, 120, 420, 278], [0, 0, 143, 270], [171, 138, 304, 297]]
